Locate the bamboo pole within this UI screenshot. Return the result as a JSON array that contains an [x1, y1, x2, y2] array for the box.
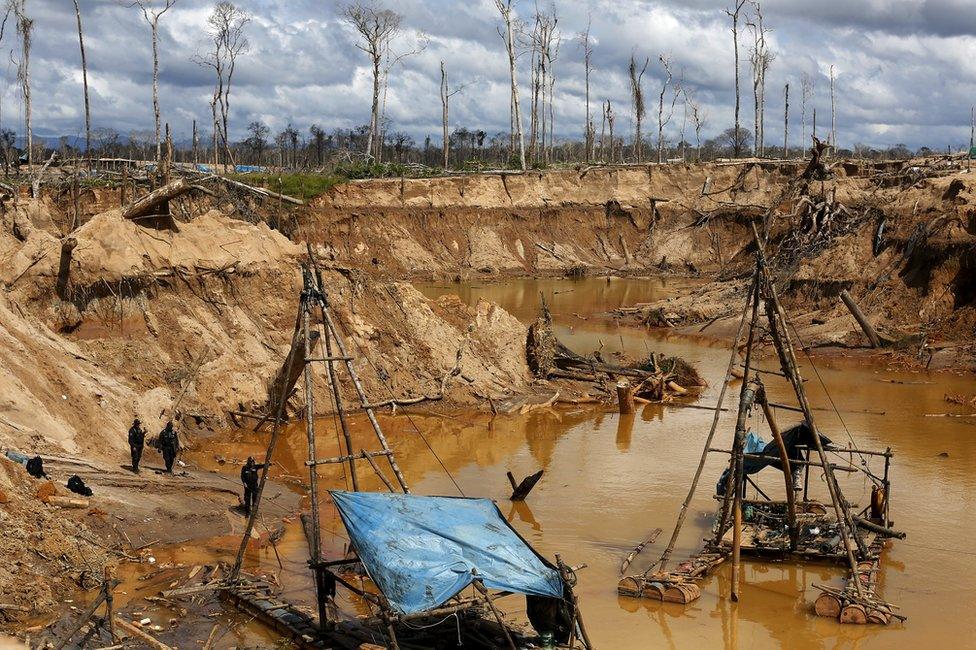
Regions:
[[316, 294, 360, 491], [751, 220, 866, 598], [729, 271, 761, 603], [302, 304, 330, 630], [472, 579, 516, 650], [232, 304, 304, 580], [652, 271, 758, 574], [321, 305, 410, 493]]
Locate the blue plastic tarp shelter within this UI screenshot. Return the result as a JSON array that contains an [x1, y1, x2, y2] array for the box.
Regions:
[[330, 490, 564, 615]]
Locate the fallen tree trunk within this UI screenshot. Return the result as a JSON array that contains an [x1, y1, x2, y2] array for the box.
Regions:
[[216, 175, 304, 206], [123, 178, 192, 220], [840, 290, 882, 348]]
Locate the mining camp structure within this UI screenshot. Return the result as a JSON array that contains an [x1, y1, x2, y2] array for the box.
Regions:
[[618, 220, 904, 626], [222, 261, 594, 649]]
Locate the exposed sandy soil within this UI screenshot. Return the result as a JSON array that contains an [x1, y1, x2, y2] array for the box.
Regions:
[[1, 157, 972, 636]]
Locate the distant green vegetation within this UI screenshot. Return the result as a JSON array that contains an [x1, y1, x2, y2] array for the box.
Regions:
[[225, 161, 446, 201], [224, 172, 343, 202]]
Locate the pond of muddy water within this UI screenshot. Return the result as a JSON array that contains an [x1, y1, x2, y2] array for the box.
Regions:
[[150, 277, 975, 648]]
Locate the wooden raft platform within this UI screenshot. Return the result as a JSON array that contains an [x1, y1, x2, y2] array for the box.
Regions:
[[617, 549, 729, 604], [219, 579, 326, 648]]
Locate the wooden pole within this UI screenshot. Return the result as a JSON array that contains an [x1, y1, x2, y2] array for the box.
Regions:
[[729, 271, 761, 603], [839, 289, 881, 348], [104, 567, 115, 643], [757, 383, 798, 550], [321, 304, 410, 493], [317, 300, 359, 492], [472, 579, 516, 650], [751, 221, 866, 598], [302, 302, 330, 631], [653, 271, 757, 574], [616, 380, 635, 414], [232, 307, 304, 579]]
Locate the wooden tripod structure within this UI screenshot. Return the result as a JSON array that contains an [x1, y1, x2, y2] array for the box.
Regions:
[[229, 263, 409, 632], [225, 263, 591, 648], [619, 219, 902, 624]]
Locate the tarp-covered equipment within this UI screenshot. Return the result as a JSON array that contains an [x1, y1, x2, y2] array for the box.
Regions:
[[330, 490, 564, 615]]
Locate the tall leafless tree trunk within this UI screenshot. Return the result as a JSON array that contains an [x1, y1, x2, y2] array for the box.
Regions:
[[801, 72, 813, 151], [606, 99, 615, 163], [11, 0, 32, 169], [72, 0, 91, 160], [783, 82, 789, 157], [343, 2, 402, 162], [629, 54, 648, 163], [656, 54, 680, 164], [829, 64, 836, 151], [727, 0, 747, 157], [747, 1, 773, 157], [132, 0, 177, 162], [193, 2, 249, 168], [377, 31, 427, 164], [689, 92, 706, 163], [578, 14, 594, 161], [439, 60, 469, 169], [599, 100, 607, 161], [495, 0, 525, 170]]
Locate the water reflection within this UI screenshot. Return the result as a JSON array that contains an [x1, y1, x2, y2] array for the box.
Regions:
[[166, 277, 976, 648]]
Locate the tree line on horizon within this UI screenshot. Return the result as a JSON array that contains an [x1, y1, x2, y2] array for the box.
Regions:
[[0, 0, 966, 179]]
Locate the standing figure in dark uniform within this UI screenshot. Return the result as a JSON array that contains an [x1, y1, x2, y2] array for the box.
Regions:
[[128, 418, 146, 472], [158, 421, 180, 473], [240, 456, 267, 516]]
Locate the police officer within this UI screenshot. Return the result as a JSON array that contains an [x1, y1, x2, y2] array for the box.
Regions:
[[128, 418, 146, 472], [240, 456, 267, 515], [158, 421, 180, 473]]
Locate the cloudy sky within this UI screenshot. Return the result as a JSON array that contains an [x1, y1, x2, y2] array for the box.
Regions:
[[7, 0, 976, 150]]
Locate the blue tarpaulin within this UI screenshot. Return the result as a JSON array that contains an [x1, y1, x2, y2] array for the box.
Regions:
[[330, 490, 564, 615]]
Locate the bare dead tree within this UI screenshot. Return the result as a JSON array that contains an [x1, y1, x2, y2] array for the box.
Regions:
[[342, 1, 402, 161], [801, 72, 813, 149], [72, 0, 91, 160], [688, 91, 707, 162], [495, 0, 526, 170], [747, 1, 774, 157], [440, 60, 471, 169], [656, 54, 680, 164], [606, 99, 615, 162], [727, 0, 747, 157], [783, 82, 789, 157], [130, 0, 178, 161], [377, 30, 428, 163], [9, 0, 31, 168], [527, 4, 557, 165], [829, 64, 836, 151], [629, 54, 648, 163], [577, 13, 594, 160], [544, 14, 560, 164], [599, 99, 607, 161], [193, 1, 249, 168]]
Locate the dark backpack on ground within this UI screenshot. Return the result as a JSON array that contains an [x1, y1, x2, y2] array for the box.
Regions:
[[66, 475, 93, 497]]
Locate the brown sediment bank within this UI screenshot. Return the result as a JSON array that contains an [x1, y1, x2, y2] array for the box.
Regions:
[[1, 159, 974, 645]]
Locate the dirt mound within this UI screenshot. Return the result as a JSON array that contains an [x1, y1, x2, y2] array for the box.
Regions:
[[0, 459, 113, 623]]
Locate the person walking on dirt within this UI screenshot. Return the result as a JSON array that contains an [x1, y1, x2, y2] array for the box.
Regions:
[[158, 421, 180, 473], [240, 456, 267, 516], [128, 418, 146, 472]]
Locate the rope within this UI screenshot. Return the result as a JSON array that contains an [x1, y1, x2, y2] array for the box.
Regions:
[[779, 309, 875, 475]]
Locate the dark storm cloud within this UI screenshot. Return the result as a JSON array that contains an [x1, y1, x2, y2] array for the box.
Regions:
[[7, 0, 976, 150]]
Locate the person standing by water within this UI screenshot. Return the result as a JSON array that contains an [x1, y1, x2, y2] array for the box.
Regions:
[[158, 421, 180, 473], [128, 418, 146, 472]]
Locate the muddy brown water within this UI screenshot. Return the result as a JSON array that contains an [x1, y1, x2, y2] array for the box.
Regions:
[[121, 277, 974, 648]]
